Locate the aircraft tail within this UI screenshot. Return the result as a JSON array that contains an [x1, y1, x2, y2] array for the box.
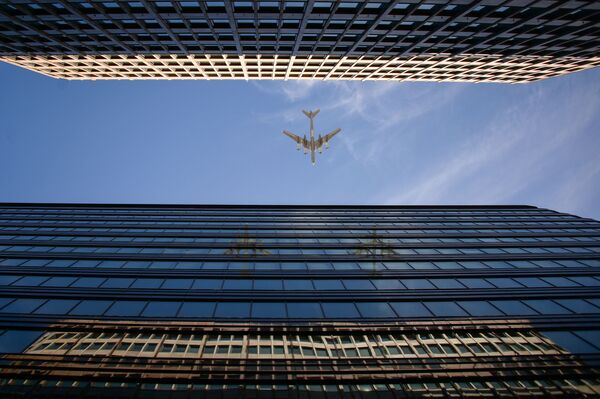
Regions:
[[302, 109, 320, 119]]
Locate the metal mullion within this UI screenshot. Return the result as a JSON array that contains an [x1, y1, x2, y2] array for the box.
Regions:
[[344, 0, 397, 55], [197, 0, 224, 53], [140, 0, 187, 54], [292, 0, 315, 53], [0, 2, 79, 53], [172, 1, 205, 53], [57, 0, 135, 54]]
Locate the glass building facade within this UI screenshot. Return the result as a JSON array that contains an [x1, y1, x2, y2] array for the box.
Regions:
[[1, 1, 599, 82], [0, 203, 600, 397]]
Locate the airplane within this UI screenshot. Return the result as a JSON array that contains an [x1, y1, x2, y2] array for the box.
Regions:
[[282, 109, 341, 165]]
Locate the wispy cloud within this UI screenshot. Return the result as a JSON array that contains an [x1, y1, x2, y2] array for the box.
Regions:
[[381, 76, 600, 211]]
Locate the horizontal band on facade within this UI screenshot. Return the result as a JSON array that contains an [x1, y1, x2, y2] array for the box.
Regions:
[[2, 53, 599, 82]]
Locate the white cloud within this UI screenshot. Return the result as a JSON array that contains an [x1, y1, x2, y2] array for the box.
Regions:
[[381, 76, 600, 209]]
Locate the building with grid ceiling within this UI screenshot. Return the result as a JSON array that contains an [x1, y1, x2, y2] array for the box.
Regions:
[[0, 1, 599, 83], [0, 204, 599, 397]]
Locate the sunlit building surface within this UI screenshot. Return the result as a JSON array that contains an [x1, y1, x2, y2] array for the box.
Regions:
[[0, 203, 600, 397], [1, 1, 599, 82]]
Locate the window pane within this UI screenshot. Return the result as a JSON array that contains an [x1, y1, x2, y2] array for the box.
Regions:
[[178, 302, 216, 317], [34, 299, 79, 315], [457, 301, 503, 316], [254, 280, 283, 290], [372, 280, 404, 290], [425, 302, 468, 317], [69, 300, 113, 316], [313, 280, 344, 290], [142, 301, 181, 317], [101, 278, 134, 288], [222, 280, 252, 290], [321, 303, 360, 318], [287, 302, 323, 318], [215, 302, 251, 318], [523, 300, 571, 315], [514, 278, 550, 288], [486, 278, 523, 288], [283, 280, 313, 290], [162, 279, 193, 289], [491, 300, 538, 316], [41, 276, 77, 287], [402, 279, 434, 289], [12, 276, 49, 286], [458, 279, 494, 289], [2, 299, 46, 313], [342, 280, 375, 290], [131, 279, 163, 289], [543, 331, 598, 354], [0, 275, 20, 285], [555, 299, 600, 314], [430, 279, 465, 289], [192, 279, 222, 289], [389, 302, 432, 317], [252, 303, 286, 318], [71, 277, 106, 288], [105, 301, 146, 316], [356, 302, 396, 318]]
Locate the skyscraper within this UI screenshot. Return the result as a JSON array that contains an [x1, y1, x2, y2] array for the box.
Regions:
[[0, 203, 599, 397], [1, 1, 599, 82]]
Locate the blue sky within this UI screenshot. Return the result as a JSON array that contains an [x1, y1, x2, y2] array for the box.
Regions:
[[1, 63, 599, 219]]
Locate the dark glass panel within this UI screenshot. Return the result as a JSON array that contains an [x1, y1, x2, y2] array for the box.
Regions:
[[425, 302, 468, 317], [141, 301, 181, 317], [178, 302, 216, 317], [286, 302, 324, 318], [215, 302, 251, 318], [251, 303, 287, 318], [389, 302, 433, 317], [34, 299, 80, 314], [105, 301, 147, 316], [69, 300, 113, 316], [356, 302, 396, 318], [321, 302, 360, 318]]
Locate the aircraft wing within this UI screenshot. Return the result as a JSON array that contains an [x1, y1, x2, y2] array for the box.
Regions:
[[316, 128, 341, 149], [283, 130, 310, 150]]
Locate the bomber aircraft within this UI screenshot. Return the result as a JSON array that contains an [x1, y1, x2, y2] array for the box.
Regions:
[[282, 109, 341, 165]]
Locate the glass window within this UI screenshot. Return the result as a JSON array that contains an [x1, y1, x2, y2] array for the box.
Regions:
[[541, 277, 580, 287], [34, 299, 79, 315], [342, 280, 375, 290], [2, 298, 46, 313], [100, 278, 134, 288], [215, 302, 251, 318], [425, 302, 468, 317], [105, 301, 146, 316], [322, 303, 360, 318], [131, 279, 164, 289], [192, 279, 222, 289], [514, 278, 550, 288], [430, 279, 465, 289], [222, 280, 252, 290], [283, 280, 313, 290], [0, 275, 20, 285], [253, 280, 283, 290], [555, 299, 600, 314], [457, 301, 503, 316], [69, 300, 113, 316], [356, 302, 396, 318], [0, 330, 43, 353], [41, 276, 77, 287], [251, 303, 286, 318], [287, 302, 323, 318], [71, 277, 106, 288], [458, 279, 494, 289], [491, 300, 538, 316], [142, 301, 181, 317], [486, 278, 523, 288], [11, 276, 49, 286], [313, 280, 344, 290], [372, 280, 404, 290], [389, 302, 432, 317], [542, 331, 598, 354], [162, 279, 193, 289], [523, 300, 571, 315], [178, 302, 216, 318], [402, 279, 434, 289]]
